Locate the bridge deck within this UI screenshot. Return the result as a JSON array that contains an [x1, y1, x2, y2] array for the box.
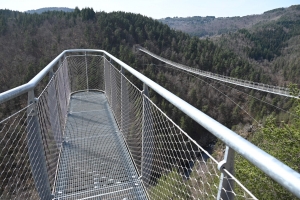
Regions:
[[54, 91, 147, 200]]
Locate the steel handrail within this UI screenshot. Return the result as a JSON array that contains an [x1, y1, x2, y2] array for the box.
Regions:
[[0, 51, 65, 104]]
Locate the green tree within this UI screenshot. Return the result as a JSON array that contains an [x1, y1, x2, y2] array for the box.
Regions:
[[235, 94, 300, 199], [81, 7, 95, 21], [0, 16, 7, 35], [150, 169, 190, 199]]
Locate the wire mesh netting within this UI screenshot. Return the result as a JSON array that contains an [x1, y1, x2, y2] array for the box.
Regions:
[[104, 58, 143, 175], [0, 57, 72, 199], [0, 105, 39, 199], [104, 58, 257, 199], [36, 58, 71, 191], [141, 95, 257, 199], [67, 55, 104, 92]]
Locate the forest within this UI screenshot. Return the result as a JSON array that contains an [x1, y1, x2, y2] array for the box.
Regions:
[[0, 6, 299, 199]]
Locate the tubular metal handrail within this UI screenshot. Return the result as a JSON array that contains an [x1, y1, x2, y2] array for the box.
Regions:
[[0, 51, 66, 104], [0, 49, 300, 198]]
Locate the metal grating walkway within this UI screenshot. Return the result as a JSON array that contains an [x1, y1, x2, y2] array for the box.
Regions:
[[54, 91, 147, 200]]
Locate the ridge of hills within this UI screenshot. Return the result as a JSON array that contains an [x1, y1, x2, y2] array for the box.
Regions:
[[161, 5, 300, 86], [25, 7, 74, 14], [159, 5, 300, 37]]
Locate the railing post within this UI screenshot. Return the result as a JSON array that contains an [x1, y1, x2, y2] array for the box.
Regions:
[[85, 51, 89, 91], [141, 83, 153, 185], [103, 54, 107, 94], [58, 56, 62, 68], [27, 90, 53, 200], [120, 67, 129, 133], [217, 146, 235, 200], [49, 66, 54, 80], [109, 58, 114, 109]]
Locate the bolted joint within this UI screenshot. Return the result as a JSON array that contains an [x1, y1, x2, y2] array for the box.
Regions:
[[217, 146, 235, 174], [63, 137, 69, 144], [29, 97, 39, 104], [120, 66, 125, 74], [217, 160, 227, 173], [142, 83, 149, 97], [217, 146, 235, 200], [49, 66, 55, 79], [28, 97, 39, 116]]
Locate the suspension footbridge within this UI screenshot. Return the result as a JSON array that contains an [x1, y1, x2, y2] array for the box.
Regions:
[[138, 47, 299, 98], [0, 49, 299, 200]]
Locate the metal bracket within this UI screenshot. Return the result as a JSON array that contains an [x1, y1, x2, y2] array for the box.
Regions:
[[62, 137, 69, 144], [142, 83, 149, 96], [218, 160, 227, 173], [32, 97, 39, 104], [49, 67, 54, 79], [28, 97, 39, 116], [217, 146, 235, 200]]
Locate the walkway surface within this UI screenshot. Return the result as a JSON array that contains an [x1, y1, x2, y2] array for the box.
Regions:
[[53, 91, 147, 200]]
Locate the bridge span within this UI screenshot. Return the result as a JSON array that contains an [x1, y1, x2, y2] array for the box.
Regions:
[[139, 47, 299, 98], [0, 49, 299, 199]]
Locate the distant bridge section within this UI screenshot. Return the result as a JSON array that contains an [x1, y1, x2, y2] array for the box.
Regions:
[[139, 47, 299, 98]]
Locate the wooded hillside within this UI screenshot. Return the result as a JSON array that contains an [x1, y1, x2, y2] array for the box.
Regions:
[[0, 8, 267, 140], [161, 5, 300, 199], [160, 5, 300, 37]]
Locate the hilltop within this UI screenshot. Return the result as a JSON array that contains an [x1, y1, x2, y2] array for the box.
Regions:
[[160, 5, 300, 86], [25, 7, 74, 14], [159, 5, 300, 37], [210, 5, 300, 86]]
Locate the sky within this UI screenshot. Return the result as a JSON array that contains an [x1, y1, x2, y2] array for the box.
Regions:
[[0, 0, 299, 19]]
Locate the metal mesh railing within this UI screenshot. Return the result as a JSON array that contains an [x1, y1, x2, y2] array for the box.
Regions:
[[0, 54, 105, 199], [103, 58, 257, 199], [104, 58, 143, 175], [0, 105, 39, 199], [0, 56, 72, 199], [67, 55, 104, 92], [36, 58, 71, 191]]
